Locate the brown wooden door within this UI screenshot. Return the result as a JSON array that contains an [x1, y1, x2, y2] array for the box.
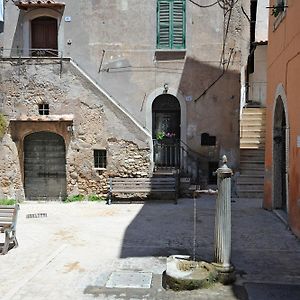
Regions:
[[31, 17, 58, 56]]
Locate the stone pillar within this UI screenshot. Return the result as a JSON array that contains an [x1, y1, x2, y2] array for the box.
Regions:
[[214, 155, 233, 272]]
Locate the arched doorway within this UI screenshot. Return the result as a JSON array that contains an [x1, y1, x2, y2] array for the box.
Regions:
[[152, 94, 181, 168], [24, 132, 66, 200], [273, 97, 288, 212], [31, 16, 58, 56]]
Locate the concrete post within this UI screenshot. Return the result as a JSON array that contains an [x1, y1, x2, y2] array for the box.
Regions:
[[214, 155, 233, 272]]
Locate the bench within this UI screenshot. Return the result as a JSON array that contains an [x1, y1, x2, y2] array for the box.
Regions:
[[108, 177, 178, 204], [0, 204, 20, 255]]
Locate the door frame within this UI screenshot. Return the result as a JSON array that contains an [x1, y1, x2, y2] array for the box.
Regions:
[[22, 8, 63, 56], [272, 84, 289, 214]]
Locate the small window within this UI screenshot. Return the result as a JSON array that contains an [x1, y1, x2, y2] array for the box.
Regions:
[[201, 133, 216, 146], [157, 0, 186, 50], [94, 150, 107, 169], [38, 103, 49, 115]]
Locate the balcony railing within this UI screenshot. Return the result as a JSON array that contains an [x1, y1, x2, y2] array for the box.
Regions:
[[0, 48, 62, 58]]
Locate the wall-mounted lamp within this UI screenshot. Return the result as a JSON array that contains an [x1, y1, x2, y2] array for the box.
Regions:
[[163, 83, 169, 94]]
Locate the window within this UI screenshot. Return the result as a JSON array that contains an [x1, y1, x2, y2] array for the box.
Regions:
[[38, 103, 49, 115], [157, 0, 186, 50], [94, 150, 107, 169], [201, 133, 216, 146]]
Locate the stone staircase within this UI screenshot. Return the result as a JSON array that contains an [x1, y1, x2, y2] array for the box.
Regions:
[[236, 108, 266, 198]]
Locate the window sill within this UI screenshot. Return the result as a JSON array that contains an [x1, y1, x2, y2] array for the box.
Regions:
[[155, 49, 186, 61], [94, 168, 106, 171]]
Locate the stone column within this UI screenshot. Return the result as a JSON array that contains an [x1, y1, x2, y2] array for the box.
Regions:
[[214, 155, 233, 272]]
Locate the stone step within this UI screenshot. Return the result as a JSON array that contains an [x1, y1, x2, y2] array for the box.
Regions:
[[240, 149, 265, 155], [240, 155, 265, 161], [242, 108, 266, 113], [240, 120, 266, 127], [236, 175, 264, 184], [240, 145, 265, 149], [236, 190, 264, 198], [240, 131, 265, 137], [236, 184, 264, 191], [241, 168, 265, 175]]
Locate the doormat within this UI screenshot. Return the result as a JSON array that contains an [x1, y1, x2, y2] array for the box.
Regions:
[[26, 213, 48, 218], [106, 271, 152, 289]]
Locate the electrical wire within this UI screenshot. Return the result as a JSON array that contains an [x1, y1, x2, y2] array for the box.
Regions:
[[188, 0, 219, 8]]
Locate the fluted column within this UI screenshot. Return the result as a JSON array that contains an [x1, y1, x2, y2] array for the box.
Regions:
[[214, 155, 233, 271]]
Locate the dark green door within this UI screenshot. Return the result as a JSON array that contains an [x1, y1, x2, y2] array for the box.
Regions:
[[24, 132, 66, 200]]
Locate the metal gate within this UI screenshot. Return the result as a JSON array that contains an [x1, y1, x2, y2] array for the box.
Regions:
[[24, 132, 66, 200]]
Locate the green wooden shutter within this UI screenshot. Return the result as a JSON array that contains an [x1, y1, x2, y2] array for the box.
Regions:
[[157, 1, 171, 49], [157, 0, 186, 50], [172, 0, 185, 49]]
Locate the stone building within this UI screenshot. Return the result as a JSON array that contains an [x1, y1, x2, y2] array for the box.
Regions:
[[0, 0, 250, 200]]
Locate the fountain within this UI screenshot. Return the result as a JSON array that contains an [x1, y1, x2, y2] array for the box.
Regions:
[[163, 155, 236, 290]]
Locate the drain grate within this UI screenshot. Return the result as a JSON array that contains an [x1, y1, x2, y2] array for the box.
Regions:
[[26, 213, 48, 218], [106, 271, 152, 289]]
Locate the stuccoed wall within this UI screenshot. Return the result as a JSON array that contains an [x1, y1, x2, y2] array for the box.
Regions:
[[0, 59, 151, 200]]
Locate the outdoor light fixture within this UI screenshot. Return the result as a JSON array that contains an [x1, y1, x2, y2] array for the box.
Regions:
[[163, 83, 169, 93]]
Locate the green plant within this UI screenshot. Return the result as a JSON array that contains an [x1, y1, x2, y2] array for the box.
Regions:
[[65, 194, 85, 202], [156, 131, 165, 140], [272, 3, 285, 17], [88, 194, 105, 202], [0, 114, 7, 139], [0, 199, 17, 205]]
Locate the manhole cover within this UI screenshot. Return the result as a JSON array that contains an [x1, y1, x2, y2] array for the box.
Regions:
[[106, 271, 152, 289]]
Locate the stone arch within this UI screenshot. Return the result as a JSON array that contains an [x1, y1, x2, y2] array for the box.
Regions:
[[272, 84, 289, 214], [22, 8, 64, 56], [146, 87, 187, 145]]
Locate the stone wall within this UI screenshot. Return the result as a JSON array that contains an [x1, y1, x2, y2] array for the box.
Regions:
[[0, 58, 151, 200]]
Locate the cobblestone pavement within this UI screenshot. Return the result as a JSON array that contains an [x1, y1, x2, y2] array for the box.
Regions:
[[1, 196, 300, 300]]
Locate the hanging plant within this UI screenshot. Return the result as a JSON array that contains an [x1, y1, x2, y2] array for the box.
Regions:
[[271, 2, 285, 17], [0, 114, 7, 139]]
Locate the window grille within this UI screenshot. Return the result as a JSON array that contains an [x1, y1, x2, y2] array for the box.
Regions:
[[94, 149, 107, 169], [38, 103, 49, 115]]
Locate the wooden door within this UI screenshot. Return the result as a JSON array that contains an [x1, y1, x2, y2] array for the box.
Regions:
[[24, 132, 66, 200], [31, 17, 58, 56]]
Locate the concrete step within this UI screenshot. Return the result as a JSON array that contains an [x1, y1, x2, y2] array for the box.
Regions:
[[240, 155, 265, 161], [236, 184, 264, 191]]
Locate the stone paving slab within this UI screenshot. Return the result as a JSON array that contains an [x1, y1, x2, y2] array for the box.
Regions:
[[0, 197, 299, 299]]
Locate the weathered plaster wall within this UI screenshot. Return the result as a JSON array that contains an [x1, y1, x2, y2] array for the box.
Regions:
[[1, 0, 250, 171], [265, 0, 300, 237], [0, 59, 151, 199]]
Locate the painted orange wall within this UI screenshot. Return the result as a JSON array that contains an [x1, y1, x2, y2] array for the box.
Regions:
[[265, 0, 300, 237]]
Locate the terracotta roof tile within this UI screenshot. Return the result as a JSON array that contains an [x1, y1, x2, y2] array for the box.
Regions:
[[15, 0, 65, 9]]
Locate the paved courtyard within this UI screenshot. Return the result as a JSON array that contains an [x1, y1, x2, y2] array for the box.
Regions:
[[1, 196, 300, 299]]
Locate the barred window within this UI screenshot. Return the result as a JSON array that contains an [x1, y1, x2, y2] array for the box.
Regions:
[[94, 149, 107, 169], [38, 103, 49, 115]]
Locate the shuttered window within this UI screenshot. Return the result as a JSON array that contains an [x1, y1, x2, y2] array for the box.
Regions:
[[157, 0, 186, 49]]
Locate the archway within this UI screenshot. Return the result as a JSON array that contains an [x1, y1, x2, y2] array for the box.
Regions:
[[152, 94, 181, 168], [24, 131, 66, 200], [31, 16, 58, 56], [273, 96, 288, 212]]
